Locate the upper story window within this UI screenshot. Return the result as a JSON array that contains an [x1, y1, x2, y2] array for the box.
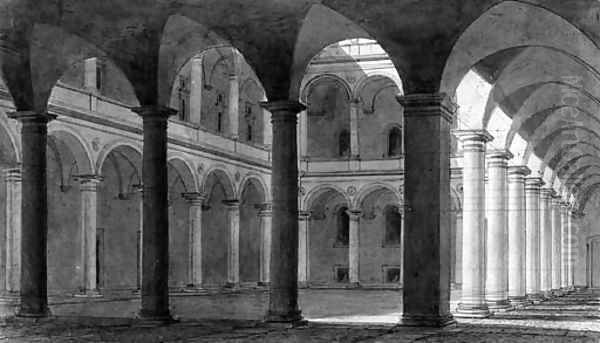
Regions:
[[247, 123, 253, 142], [217, 112, 223, 133], [387, 126, 403, 157], [339, 129, 350, 157], [335, 206, 350, 247], [177, 77, 189, 121], [384, 205, 402, 246]]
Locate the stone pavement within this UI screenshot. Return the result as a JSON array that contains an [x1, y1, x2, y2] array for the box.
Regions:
[[0, 289, 599, 342]]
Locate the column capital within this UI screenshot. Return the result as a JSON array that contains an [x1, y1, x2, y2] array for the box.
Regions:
[[540, 188, 555, 199], [257, 203, 273, 216], [75, 174, 103, 191], [350, 98, 362, 106], [298, 210, 311, 220], [8, 111, 56, 124], [525, 177, 545, 191], [131, 105, 177, 120], [4, 167, 21, 181], [395, 93, 456, 123], [452, 129, 494, 144], [507, 165, 531, 177], [182, 192, 206, 205], [487, 149, 513, 160], [345, 209, 362, 221], [222, 199, 240, 209], [260, 100, 306, 115]]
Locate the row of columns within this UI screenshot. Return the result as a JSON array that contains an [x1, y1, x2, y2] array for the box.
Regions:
[[8, 93, 464, 327], [455, 129, 579, 318], [3, 173, 273, 295]]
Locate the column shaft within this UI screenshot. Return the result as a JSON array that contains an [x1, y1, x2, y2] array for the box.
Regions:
[[258, 203, 272, 285], [567, 212, 575, 287], [507, 166, 530, 305], [397, 93, 455, 326], [183, 193, 205, 288], [133, 106, 175, 320], [190, 57, 203, 124], [539, 189, 553, 294], [454, 129, 492, 318], [525, 177, 543, 300], [560, 203, 569, 289], [551, 196, 562, 291], [347, 209, 361, 285], [78, 175, 102, 295], [8, 111, 55, 317], [261, 100, 305, 323], [4, 168, 21, 293], [297, 211, 309, 288], [485, 150, 512, 310], [349, 100, 360, 158], [224, 200, 240, 287]]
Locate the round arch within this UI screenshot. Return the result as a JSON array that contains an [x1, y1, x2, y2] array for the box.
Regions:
[[200, 166, 236, 200], [302, 184, 350, 211], [352, 182, 401, 209], [48, 127, 95, 175], [300, 73, 352, 104], [238, 173, 269, 203], [167, 156, 198, 193], [96, 140, 142, 173]]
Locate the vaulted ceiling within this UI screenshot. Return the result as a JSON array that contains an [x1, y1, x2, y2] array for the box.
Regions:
[[1, 0, 600, 209]]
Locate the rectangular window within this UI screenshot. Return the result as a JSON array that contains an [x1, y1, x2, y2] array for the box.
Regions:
[[334, 265, 349, 283], [382, 265, 401, 283]]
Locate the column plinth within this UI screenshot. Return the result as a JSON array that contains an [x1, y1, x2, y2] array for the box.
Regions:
[[223, 199, 240, 288], [485, 150, 512, 311], [8, 111, 56, 317], [261, 100, 305, 324], [507, 166, 531, 307], [396, 93, 455, 327], [297, 210, 310, 288], [183, 192, 206, 290], [453, 129, 493, 318], [75, 175, 103, 297], [346, 209, 362, 286], [132, 105, 176, 322], [258, 203, 272, 286], [525, 177, 544, 302]]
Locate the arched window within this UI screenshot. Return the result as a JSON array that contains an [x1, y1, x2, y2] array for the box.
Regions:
[[384, 205, 402, 246], [387, 126, 403, 157], [335, 206, 349, 247], [338, 129, 350, 157]]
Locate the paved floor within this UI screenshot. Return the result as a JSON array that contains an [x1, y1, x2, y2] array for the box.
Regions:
[[0, 289, 599, 342]]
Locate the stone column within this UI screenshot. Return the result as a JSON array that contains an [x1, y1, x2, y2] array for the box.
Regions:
[[224, 200, 240, 287], [77, 175, 103, 296], [4, 168, 21, 293], [560, 202, 569, 289], [297, 210, 310, 288], [507, 166, 530, 306], [135, 186, 143, 291], [551, 195, 562, 292], [228, 53, 241, 140], [485, 150, 512, 311], [8, 111, 56, 317], [454, 129, 492, 318], [298, 110, 308, 158], [539, 188, 553, 296], [567, 210, 577, 288], [525, 177, 543, 301], [258, 203, 272, 286], [189, 57, 204, 125], [349, 99, 361, 158], [347, 209, 361, 286], [396, 94, 455, 326], [260, 100, 305, 323], [183, 192, 205, 289], [132, 105, 175, 321]]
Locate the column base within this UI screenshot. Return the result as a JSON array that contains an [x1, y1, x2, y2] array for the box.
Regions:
[[347, 282, 360, 289], [454, 303, 490, 318], [224, 282, 240, 290], [508, 296, 531, 308], [297, 281, 309, 289], [486, 299, 513, 312], [73, 290, 102, 298], [398, 314, 456, 327], [182, 286, 206, 293], [526, 293, 544, 304], [137, 311, 177, 325], [265, 310, 304, 326], [16, 307, 51, 319]]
